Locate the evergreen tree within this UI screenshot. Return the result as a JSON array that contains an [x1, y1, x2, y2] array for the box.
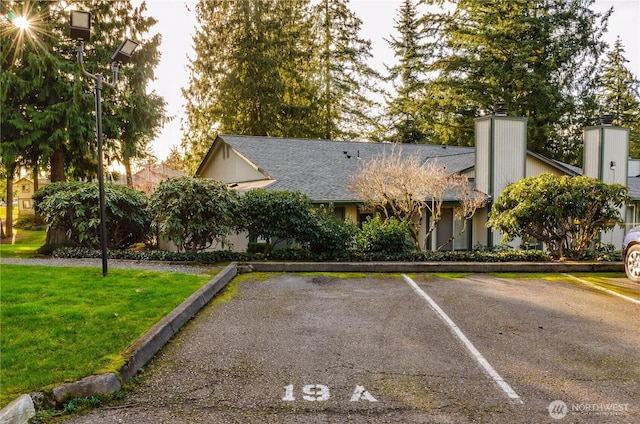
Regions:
[[182, 0, 320, 173], [597, 37, 640, 156], [0, 0, 166, 186], [313, 0, 381, 140], [163, 146, 188, 173], [419, 0, 610, 164], [384, 0, 430, 143], [102, 1, 168, 187]]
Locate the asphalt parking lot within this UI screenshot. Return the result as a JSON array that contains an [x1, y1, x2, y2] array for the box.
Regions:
[[63, 272, 640, 423]]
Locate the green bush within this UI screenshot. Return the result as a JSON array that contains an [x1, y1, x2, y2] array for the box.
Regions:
[[306, 205, 359, 260], [488, 174, 628, 260], [52, 246, 254, 263], [238, 189, 315, 254], [353, 215, 413, 257], [50, 245, 558, 263], [148, 177, 239, 252], [14, 215, 46, 231], [33, 182, 150, 249], [247, 242, 267, 254]]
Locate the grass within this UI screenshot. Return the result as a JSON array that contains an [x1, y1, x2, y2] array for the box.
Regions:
[[0, 228, 47, 258], [1, 206, 47, 258], [0, 264, 212, 408], [566, 272, 637, 298]]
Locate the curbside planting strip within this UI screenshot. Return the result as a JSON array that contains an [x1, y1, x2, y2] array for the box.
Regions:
[[0, 263, 238, 424], [247, 261, 623, 273]]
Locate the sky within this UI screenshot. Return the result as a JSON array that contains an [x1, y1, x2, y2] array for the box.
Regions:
[[140, 0, 640, 162]]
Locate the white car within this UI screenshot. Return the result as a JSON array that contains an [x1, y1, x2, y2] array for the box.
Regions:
[[622, 226, 640, 283]]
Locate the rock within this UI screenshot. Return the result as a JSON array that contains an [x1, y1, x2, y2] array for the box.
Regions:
[[29, 392, 55, 411], [0, 394, 35, 424], [237, 264, 254, 274], [52, 373, 121, 403]]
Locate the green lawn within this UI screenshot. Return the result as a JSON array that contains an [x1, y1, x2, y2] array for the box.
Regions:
[[0, 265, 213, 407], [1, 206, 47, 258], [0, 228, 47, 258]]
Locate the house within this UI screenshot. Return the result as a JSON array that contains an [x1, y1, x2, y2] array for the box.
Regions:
[[194, 112, 634, 252], [132, 163, 184, 194], [12, 177, 49, 215]]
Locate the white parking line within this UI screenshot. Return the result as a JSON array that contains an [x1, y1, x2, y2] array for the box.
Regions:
[[402, 274, 523, 404], [562, 274, 640, 305]]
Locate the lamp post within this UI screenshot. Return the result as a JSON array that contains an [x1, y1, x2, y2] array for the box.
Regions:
[[70, 10, 138, 276]]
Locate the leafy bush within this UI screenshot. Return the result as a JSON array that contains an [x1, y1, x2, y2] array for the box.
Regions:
[[247, 242, 268, 254], [353, 215, 413, 257], [51, 245, 559, 263], [52, 246, 254, 263], [148, 177, 239, 252], [14, 215, 46, 231], [488, 174, 628, 260], [32, 182, 150, 249], [306, 205, 359, 260], [238, 189, 315, 253]]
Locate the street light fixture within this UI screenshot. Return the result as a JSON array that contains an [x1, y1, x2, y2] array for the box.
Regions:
[[70, 10, 138, 276]]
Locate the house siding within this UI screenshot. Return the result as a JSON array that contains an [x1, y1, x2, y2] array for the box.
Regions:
[[583, 125, 630, 246], [199, 141, 267, 183], [526, 157, 566, 177], [475, 116, 527, 248], [474, 118, 491, 196]]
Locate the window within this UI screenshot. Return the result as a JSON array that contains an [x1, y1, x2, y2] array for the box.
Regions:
[[437, 207, 471, 251], [22, 200, 31, 209], [21, 184, 30, 193]]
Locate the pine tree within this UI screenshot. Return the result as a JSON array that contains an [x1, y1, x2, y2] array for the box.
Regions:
[[313, 0, 381, 140], [419, 0, 610, 164], [384, 0, 430, 143], [182, 0, 320, 173], [597, 37, 640, 156], [0, 0, 166, 184], [101, 0, 168, 187]]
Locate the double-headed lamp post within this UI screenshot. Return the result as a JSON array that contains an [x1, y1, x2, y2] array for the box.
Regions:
[[70, 10, 138, 276]]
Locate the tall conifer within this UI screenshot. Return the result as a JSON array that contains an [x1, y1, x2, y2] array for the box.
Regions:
[[419, 0, 610, 164], [597, 37, 640, 157], [384, 0, 430, 143]]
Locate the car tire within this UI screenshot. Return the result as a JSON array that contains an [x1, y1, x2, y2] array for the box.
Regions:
[[625, 244, 640, 283]]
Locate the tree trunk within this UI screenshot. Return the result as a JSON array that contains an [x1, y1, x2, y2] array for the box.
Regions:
[[32, 167, 39, 192], [124, 157, 133, 187], [48, 149, 69, 245], [4, 173, 14, 239], [50, 148, 66, 182]]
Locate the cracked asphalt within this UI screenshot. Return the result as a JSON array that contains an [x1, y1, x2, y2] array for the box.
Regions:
[[60, 272, 640, 423]]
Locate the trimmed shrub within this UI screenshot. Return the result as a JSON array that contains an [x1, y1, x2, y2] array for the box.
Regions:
[[148, 177, 239, 252], [238, 189, 315, 254], [306, 205, 359, 260], [14, 215, 46, 231], [33, 182, 150, 249], [353, 215, 413, 257]]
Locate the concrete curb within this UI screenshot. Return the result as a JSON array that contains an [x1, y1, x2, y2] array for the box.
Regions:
[[247, 261, 624, 273], [120, 262, 238, 381], [0, 263, 238, 424]]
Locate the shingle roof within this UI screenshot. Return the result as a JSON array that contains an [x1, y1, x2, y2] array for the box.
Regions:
[[215, 135, 477, 202], [203, 134, 640, 202]]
